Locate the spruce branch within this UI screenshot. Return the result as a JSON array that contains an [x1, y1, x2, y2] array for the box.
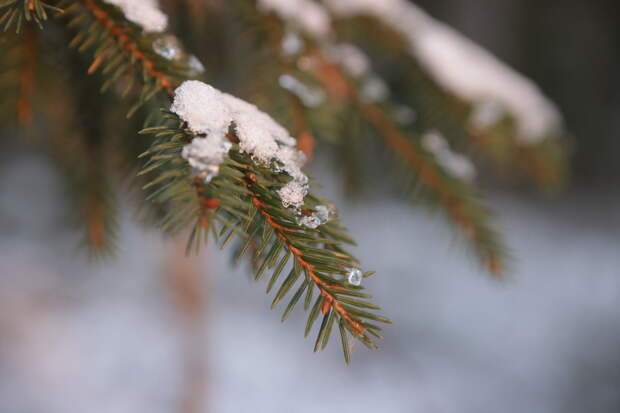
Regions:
[[60, 0, 195, 116], [139, 113, 390, 362], [237, 5, 509, 276], [327, 9, 569, 190], [40, 53, 120, 255], [16, 26, 36, 123], [0, 0, 62, 32], [313, 51, 508, 275], [0, 28, 39, 124]]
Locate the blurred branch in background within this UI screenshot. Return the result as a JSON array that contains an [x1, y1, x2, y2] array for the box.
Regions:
[[417, 0, 620, 186], [165, 239, 208, 413]]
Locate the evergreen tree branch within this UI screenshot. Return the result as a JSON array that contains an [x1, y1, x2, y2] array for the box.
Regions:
[[16, 25, 36, 123], [234, 5, 507, 275], [139, 113, 390, 362], [0, 0, 62, 32], [329, 12, 568, 190], [41, 53, 119, 255], [77, 0, 173, 93], [309, 50, 508, 276], [59, 0, 197, 117], [0, 33, 27, 123], [358, 101, 507, 275]]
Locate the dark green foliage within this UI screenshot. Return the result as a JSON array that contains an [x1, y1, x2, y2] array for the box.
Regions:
[[0, 0, 572, 363], [332, 13, 569, 190], [0, 0, 62, 32], [59, 0, 201, 117], [139, 114, 391, 362]]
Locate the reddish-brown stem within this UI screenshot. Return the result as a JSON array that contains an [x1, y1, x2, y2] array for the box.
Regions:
[[17, 27, 37, 124], [289, 95, 316, 161], [165, 239, 208, 413], [361, 103, 502, 275], [311, 50, 503, 276], [245, 176, 365, 336], [82, 0, 174, 95], [192, 177, 220, 229], [86, 197, 106, 248]]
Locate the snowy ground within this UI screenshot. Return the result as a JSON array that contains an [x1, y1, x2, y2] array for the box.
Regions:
[[1, 155, 619, 413]]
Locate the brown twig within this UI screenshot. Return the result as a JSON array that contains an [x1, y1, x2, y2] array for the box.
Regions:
[[81, 0, 174, 95], [245, 174, 365, 336], [311, 50, 504, 276], [17, 27, 37, 124], [165, 239, 208, 413]]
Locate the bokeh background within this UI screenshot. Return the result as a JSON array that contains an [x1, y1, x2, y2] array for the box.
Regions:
[[1, 1, 619, 412]]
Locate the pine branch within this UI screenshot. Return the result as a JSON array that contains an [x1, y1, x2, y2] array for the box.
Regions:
[[359, 101, 508, 275], [0, 29, 39, 125], [60, 0, 196, 116], [16, 25, 36, 123], [328, 8, 569, 190], [0, 0, 62, 32], [231, 5, 509, 276], [139, 113, 390, 362], [324, 52, 507, 275], [40, 52, 120, 255]]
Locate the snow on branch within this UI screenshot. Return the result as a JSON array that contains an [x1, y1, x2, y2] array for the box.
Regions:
[[324, 0, 563, 145], [257, 0, 331, 39], [102, 0, 168, 32], [171, 80, 309, 210]]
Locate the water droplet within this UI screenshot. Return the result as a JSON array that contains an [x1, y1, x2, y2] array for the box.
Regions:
[[186, 55, 205, 75], [279, 74, 325, 108], [347, 268, 363, 286], [282, 31, 304, 56], [361, 76, 389, 102], [314, 204, 336, 223], [197, 164, 220, 183], [153, 35, 183, 60], [297, 214, 321, 229], [393, 105, 417, 125]]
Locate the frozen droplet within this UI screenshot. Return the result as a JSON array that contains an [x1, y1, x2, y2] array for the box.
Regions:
[[314, 204, 336, 223], [197, 164, 220, 183], [393, 105, 417, 125], [279, 74, 325, 108], [361, 76, 389, 102], [282, 31, 304, 56], [186, 55, 205, 75], [347, 268, 363, 286], [297, 56, 318, 71], [153, 35, 183, 60], [329, 43, 370, 78], [421, 130, 448, 153], [297, 214, 321, 229], [152, 36, 181, 61]]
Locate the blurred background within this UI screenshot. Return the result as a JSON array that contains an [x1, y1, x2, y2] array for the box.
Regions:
[[1, 1, 619, 412]]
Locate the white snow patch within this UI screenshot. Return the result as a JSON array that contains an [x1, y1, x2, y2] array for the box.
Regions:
[[279, 74, 326, 107], [326, 43, 371, 78], [102, 0, 168, 32], [422, 130, 476, 182], [171, 82, 233, 139], [324, 0, 562, 144], [468, 101, 505, 130], [277, 181, 308, 208], [258, 0, 331, 39], [181, 136, 232, 180], [171, 81, 309, 206]]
